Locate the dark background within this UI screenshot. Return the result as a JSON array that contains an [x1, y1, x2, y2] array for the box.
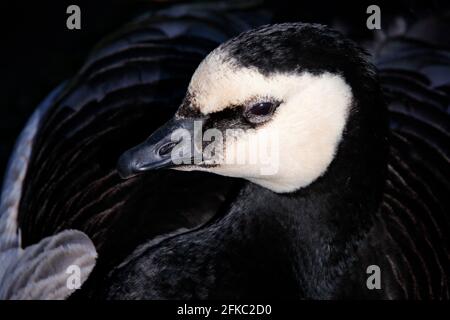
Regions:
[[0, 0, 448, 183]]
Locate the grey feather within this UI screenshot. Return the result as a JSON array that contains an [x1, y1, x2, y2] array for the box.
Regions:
[[0, 84, 97, 300], [0, 230, 97, 300]]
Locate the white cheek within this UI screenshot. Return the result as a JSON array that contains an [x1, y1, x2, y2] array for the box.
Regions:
[[258, 74, 352, 192], [188, 50, 352, 193], [190, 53, 294, 113], [212, 129, 280, 178], [206, 73, 352, 193]]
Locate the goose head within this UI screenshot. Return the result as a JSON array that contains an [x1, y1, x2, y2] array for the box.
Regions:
[[117, 23, 388, 194]]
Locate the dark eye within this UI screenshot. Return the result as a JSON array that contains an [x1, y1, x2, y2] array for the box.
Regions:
[[244, 101, 278, 124]]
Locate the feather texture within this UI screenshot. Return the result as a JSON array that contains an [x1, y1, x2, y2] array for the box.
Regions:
[[1, 1, 269, 299], [370, 14, 450, 299], [0, 2, 448, 300]]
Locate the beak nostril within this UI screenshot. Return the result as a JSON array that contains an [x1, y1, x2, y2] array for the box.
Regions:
[[117, 117, 192, 175], [158, 141, 177, 157]]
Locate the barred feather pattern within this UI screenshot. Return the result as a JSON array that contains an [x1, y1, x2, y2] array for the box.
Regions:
[[1, 1, 270, 298], [1, 2, 448, 300], [373, 15, 450, 299], [0, 85, 97, 300]]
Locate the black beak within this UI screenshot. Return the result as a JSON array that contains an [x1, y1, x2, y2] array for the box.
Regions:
[[117, 117, 199, 179]]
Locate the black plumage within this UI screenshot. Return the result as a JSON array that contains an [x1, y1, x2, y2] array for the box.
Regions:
[[0, 1, 448, 299]]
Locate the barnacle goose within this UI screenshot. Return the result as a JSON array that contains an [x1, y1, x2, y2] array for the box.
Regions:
[[0, 2, 448, 299]]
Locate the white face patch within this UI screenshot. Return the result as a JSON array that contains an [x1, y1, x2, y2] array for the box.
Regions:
[[179, 50, 353, 193]]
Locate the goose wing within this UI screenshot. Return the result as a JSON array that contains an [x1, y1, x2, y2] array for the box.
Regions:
[[369, 14, 450, 299], [0, 1, 270, 299], [0, 85, 96, 299]]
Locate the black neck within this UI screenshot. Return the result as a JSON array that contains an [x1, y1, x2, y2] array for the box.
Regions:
[[214, 108, 388, 298], [221, 170, 379, 298]]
